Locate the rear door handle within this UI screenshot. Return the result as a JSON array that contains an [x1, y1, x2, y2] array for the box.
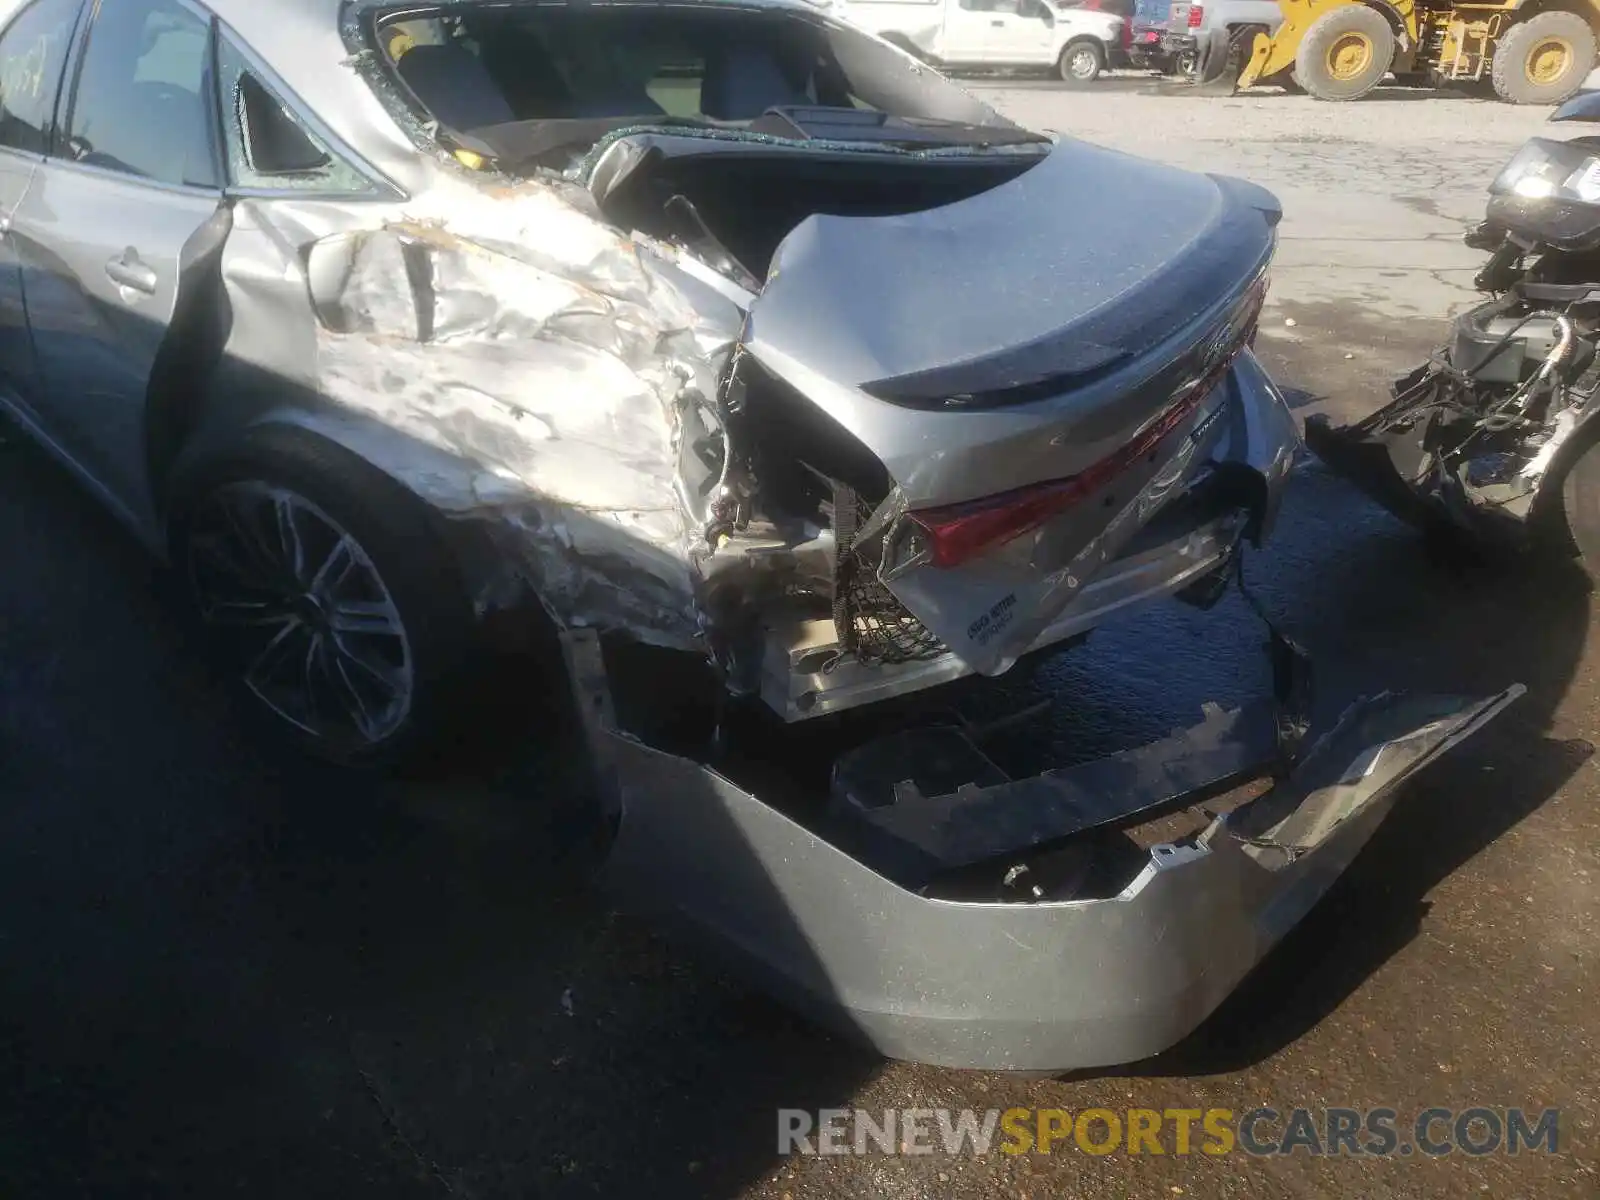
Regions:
[[105, 250, 157, 295], [991, 17, 1005, 23]]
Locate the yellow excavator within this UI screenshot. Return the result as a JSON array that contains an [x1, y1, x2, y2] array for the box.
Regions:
[[1230, 0, 1600, 103]]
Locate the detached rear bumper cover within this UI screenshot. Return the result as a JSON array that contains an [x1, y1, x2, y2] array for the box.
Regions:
[[570, 625, 1521, 1072]]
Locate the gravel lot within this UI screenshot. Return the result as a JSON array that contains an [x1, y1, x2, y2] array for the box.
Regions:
[[2, 83, 1597, 1199]]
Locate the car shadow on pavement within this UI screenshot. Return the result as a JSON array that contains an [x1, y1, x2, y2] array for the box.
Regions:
[[1082, 464, 1595, 1081], [3, 409, 1591, 1197], [0, 416, 884, 1200]]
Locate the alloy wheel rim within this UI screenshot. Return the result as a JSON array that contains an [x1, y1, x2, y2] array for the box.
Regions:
[[1070, 47, 1098, 77], [186, 482, 413, 751]]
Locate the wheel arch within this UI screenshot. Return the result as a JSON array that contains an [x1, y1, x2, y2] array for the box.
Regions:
[[167, 405, 614, 656], [1510, 0, 1600, 33], [1061, 31, 1110, 55], [1350, 0, 1412, 43], [166, 405, 480, 547], [1296, 0, 1413, 42]]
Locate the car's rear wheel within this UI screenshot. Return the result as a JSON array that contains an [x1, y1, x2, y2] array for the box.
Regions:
[[169, 427, 480, 769], [1059, 39, 1105, 84]]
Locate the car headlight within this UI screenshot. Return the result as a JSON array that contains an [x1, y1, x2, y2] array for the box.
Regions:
[[1491, 137, 1600, 204]]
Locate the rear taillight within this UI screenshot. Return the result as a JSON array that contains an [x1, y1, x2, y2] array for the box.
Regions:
[[907, 273, 1268, 570], [1187, 3, 1204, 25], [908, 372, 1227, 569]]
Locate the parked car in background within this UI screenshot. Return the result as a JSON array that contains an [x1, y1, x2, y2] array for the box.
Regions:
[[1125, 0, 1187, 72], [1047, 0, 1133, 69], [1171, 0, 1301, 89], [839, 0, 1124, 82]]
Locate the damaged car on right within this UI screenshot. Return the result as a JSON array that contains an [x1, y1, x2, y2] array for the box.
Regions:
[[1309, 92, 1600, 576]]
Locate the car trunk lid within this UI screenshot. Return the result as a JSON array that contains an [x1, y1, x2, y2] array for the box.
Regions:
[[741, 139, 1282, 674]]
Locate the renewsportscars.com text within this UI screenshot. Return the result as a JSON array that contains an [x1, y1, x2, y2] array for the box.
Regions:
[[778, 1106, 1563, 1158]]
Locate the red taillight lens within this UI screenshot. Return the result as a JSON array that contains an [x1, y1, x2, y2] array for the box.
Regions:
[[907, 273, 1268, 570], [909, 376, 1225, 569], [1187, 4, 1204, 26], [910, 477, 1093, 571]]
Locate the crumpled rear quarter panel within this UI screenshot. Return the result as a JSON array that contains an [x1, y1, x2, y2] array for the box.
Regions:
[[207, 177, 737, 649]]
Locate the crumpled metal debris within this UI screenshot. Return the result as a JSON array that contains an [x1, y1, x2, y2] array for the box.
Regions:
[[300, 174, 741, 649]]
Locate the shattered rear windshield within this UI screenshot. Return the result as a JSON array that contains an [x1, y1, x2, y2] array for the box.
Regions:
[[369, 2, 1016, 147]]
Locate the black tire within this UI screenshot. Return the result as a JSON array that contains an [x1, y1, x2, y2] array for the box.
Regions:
[[1194, 25, 1260, 94], [168, 426, 484, 770], [1058, 38, 1105, 84], [1491, 10, 1596, 106], [1295, 4, 1395, 101], [1561, 440, 1600, 579]]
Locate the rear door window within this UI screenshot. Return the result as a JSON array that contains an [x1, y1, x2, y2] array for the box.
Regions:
[[64, 0, 219, 188], [0, 0, 82, 154]]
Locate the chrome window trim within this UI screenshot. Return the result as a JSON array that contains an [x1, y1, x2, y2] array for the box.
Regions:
[[40, 153, 223, 200]]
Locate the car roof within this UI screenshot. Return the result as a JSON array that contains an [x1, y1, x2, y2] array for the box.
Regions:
[[0, 0, 421, 190], [225, 0, 824, 190], [0, 0, 827, 196]]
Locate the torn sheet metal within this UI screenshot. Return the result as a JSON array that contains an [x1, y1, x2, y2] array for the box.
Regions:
[[228, 174, 745, 649], [1306, 375, 1600, 545], [1307, 298, 1600, 547]]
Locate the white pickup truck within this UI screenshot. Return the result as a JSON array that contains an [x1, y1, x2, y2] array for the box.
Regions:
[[835, 0, 1125, 82]]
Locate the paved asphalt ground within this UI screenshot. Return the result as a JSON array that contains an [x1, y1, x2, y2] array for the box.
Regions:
[[3, 81, 1598, 1198]]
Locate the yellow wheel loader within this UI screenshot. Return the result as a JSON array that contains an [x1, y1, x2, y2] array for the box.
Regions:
[[1233, 0, 1600, 102]]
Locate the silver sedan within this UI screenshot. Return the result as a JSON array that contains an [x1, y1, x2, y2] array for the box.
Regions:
[[0, 0, 1522, 1075], [0, 0, 1300, 766]]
